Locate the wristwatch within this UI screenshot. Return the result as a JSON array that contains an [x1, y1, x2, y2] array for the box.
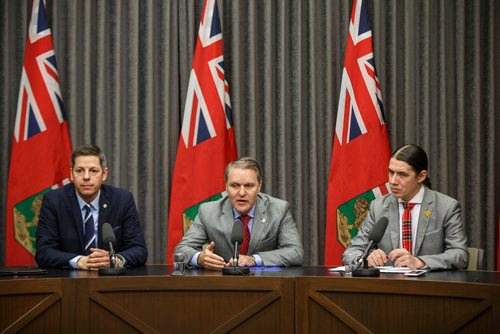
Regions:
[[115, 254, 125, 268]]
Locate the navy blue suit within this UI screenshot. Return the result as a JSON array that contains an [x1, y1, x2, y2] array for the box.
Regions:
[[35, 183, 147, 268]]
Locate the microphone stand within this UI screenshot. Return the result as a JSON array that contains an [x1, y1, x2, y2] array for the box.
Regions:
[[222, 241, 250, 275], [98, 242, 126, 276], [351, 258, 380, 277]]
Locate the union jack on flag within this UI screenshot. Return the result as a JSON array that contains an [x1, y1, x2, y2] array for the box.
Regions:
[[181, 0, 233, 148], [325, 0, 391, 265], [15, 0, 66, 143], [335, 0, 385, 145], [167, 0, 238, 262], [6, 0, 73, 265]]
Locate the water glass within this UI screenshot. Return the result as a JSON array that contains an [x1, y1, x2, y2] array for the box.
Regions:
[[172, 253, 186, 276]]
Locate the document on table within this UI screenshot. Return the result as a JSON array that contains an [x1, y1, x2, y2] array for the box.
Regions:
[[374, 266, 416, 273], [328, 266, 347, 272]]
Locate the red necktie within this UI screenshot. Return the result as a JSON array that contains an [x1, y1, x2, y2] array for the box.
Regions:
[[239, 215, 251, 255], [401, 202, 415, 254]]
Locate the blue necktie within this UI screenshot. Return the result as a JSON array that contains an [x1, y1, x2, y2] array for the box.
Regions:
[[84, 204, 96, 255]]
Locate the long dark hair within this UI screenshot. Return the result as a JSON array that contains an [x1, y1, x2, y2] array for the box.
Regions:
[[391, 144, 432, 188]]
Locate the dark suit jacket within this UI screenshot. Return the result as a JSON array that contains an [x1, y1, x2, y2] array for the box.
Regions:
[[175, 193, 304, 266], [35, 183, 147, 268], [342, 187, 468, 270]]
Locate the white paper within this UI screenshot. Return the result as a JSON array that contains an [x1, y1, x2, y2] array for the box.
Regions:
[[374, 266, 416, 273], [328, 266, 347, 272]]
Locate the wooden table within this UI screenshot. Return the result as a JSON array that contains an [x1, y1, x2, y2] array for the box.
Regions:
[[1, 266, 499, 333]]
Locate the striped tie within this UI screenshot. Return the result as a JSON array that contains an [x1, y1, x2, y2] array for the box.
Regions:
[[239, 215, 251, 255], [84, 204, 96, 255], [401, 202, 415, 254]]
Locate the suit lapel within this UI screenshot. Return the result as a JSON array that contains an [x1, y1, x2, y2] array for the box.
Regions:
[[248, 194, 267, 254], [98, 186, 111, 248], [66, 185, 86, 251], [388, 197, 400, 250], [414, 188, 433, 255], [220, 198, 235, 248]]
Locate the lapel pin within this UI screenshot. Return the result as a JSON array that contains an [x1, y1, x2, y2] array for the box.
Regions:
[[424, 210, 431, 217], [103, 203, 108, 209], [261, 218, 266, 223]]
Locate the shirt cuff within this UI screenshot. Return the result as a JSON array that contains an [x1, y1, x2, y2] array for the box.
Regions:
[[252, 254, 263, 266], [70, 256, 81, 269], [190, 252, 201, 267]]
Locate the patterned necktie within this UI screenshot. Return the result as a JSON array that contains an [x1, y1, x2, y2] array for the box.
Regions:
[[84, 204, 96, 255], [239, 215, 251, 255], [401, 202, 415, 254]]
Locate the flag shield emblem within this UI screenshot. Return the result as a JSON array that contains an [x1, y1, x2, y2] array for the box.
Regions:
[[336, 191, 373, 248], [12, 188, 51, 255]]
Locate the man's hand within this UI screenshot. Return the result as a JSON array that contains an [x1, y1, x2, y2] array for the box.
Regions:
[[77, 248, 110, 270], [225, 254, 256, 268], [198, 242, 226, 270], [367, 248, 389, 267], [388, 248, 425, 269]]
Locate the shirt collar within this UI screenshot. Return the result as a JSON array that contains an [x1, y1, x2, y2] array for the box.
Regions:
[[398, 185, 425, 204], [76, 190, 101, 211], [233, 205, 256, 219]]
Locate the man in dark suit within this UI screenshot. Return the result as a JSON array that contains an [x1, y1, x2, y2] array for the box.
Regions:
[[175, 157, 303, 269], [343, 144, 468, 270], [35, 144, 147, 269]]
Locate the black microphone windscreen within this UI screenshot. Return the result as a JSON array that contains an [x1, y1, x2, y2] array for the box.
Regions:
[[102, 223, 116, 245], [368, 217, 389, 243], [230, 219, 244, 244]]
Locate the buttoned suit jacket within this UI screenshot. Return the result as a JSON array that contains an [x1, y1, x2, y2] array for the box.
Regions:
[[35, 183, 148, 268], [175, 193, 304, 266], [342, 187, 468, 270]]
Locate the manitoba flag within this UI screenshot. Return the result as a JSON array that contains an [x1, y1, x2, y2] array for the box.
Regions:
[[167, 0, 237, 262], [5, 0, 72, 265], [324, 0, 391, 265]]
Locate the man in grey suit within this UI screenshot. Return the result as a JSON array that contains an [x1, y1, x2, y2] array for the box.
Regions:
[[343, 144, 468, 270], [175, 157, 303, 269]]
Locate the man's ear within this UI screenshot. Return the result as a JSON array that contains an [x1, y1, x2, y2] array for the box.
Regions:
[[102, 167, 109, 181], [417, 170, 428, 184]]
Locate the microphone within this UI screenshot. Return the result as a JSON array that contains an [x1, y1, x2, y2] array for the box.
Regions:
[[352, 217, 389, 277], [98, 223, 126, 276], [222, 219, 250, 275], [230, 219, 244, 268]]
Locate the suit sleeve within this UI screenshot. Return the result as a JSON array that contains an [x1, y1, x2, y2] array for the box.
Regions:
[[173, 209, 209, 265], [115, 192, 148, 267], [417, 200, 468, 270], [257, 204, 304, 266], [35, 193, 79, 268]]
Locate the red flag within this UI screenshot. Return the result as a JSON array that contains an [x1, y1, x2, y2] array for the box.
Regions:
[[324, 0, 391, 265], [5, 0, 72, 265], [167, 0, 238, 262]]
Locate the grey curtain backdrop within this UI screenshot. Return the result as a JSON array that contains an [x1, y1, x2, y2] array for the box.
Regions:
[[1, 0, 499, 268]]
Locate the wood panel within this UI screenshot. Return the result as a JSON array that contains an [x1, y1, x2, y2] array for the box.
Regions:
[[0, 278, 75, 334], [295, 275, 500, 334], [75, 275, 295, 334]]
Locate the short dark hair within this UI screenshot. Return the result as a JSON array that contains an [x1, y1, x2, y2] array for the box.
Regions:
[[71, 144, 107, 169], [391, 144, 431, 188], [224, 157, 263, 183]]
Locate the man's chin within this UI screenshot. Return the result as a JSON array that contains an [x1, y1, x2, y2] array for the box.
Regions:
[[235, 206, 250, 214]]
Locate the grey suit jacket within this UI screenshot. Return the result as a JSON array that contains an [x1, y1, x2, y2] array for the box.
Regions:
[[174, 193, 304, 266], [342, 187, 468, 270]]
